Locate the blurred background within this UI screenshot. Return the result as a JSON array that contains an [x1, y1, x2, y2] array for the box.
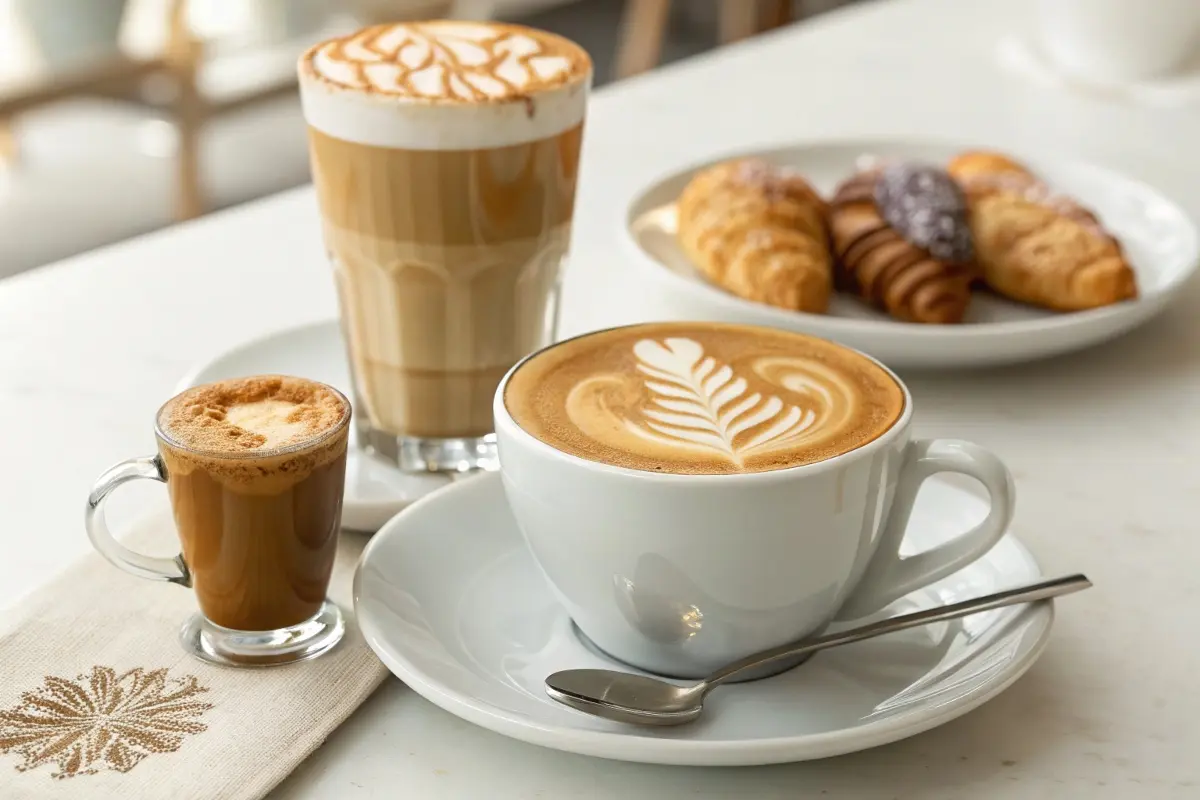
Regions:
[[0, 0, 854, 280]]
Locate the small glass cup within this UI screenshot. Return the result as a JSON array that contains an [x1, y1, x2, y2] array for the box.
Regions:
[[85, 378, 351, 667]]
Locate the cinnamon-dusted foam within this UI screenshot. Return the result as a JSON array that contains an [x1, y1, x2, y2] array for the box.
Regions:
[[504, 323, 905, 475], [157, 376, 350, 488], [159, 376, 346, 452]]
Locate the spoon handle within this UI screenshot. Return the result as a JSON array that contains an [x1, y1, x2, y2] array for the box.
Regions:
[[702, 573, 1092, 690]]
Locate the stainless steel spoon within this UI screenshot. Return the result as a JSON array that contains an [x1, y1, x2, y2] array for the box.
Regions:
[[546, 573, 1091, 726]]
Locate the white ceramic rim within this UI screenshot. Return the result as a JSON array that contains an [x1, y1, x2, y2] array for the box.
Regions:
[[620, 135, 1199, 339], [353, 474, 1054, 765]]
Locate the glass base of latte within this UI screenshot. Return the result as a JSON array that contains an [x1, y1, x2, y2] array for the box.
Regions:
[[359, 425, 499, 473], [180, 601, 345, 668]]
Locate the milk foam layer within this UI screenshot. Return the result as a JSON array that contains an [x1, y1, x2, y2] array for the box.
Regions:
[[299, 21, 591, 150], [504, 323, 905, 474], [225, 399, 312, 449]]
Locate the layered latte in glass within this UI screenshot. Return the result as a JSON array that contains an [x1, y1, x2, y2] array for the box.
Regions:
[[299, 21, 591, 472]]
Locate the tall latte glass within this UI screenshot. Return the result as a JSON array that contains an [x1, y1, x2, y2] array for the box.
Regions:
[[298, 22, 591, 472]]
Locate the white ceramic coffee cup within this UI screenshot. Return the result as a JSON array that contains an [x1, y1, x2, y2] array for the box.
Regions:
[[1035, 0, 1200, 83], [494, 333, 1015, 678]]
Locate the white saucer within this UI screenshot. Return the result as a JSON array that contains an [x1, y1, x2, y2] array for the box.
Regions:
[[624, 139, 1199, 370], [176, 320, 455, 532], [997, 35, 1200, 108], [354, 472, 1054, 766]]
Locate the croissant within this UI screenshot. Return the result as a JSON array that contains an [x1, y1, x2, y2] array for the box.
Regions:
[[947, 151, 1138, 311], [676, 159, 832, 314], [828, 169, 974, 324]]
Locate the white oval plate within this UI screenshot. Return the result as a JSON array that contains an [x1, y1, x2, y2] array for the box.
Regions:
[[355, 472, 1054, 766], [176, 320, 454, 532], [624, 139, 1198, 369]]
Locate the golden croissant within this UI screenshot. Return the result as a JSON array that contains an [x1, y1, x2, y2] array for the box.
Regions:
[[947, 150, 1138, 311], [828, 169, 974, 324], [676, 159, 832, 314]]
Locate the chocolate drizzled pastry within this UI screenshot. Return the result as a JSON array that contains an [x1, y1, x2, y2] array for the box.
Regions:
[[829, 162, 976, 324]]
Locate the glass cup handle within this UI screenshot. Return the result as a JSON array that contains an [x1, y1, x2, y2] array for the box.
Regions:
[[85, 455, 191, 586]]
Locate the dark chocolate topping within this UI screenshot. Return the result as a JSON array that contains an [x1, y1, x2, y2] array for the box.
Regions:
[[873, 163, 974, 264]]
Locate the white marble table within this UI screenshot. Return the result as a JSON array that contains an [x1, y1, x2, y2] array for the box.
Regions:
[[2, 0, 1198, 796]]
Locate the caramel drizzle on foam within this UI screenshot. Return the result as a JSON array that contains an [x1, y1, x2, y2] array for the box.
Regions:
[[565, 337, 859, 469], [312, 22, 584, 101]]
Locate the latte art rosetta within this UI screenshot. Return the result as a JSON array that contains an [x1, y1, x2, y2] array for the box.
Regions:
[[504, 322, 904, 474], [565, 337, 860, 468]]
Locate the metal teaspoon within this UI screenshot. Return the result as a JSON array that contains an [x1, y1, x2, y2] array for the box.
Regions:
[[546, 573, 1091, 726]]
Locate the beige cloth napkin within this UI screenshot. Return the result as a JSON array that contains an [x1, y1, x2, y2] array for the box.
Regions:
[[0, 511, 388, 799]]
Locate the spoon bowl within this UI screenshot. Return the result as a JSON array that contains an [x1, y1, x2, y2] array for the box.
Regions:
[[546, 671, 703, 726], [546, 574, 1092, 726]]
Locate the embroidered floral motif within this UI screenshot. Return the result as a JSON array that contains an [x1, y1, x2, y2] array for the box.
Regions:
[[0, 666, 212, 779]]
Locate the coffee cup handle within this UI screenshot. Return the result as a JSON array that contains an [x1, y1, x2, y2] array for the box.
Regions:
[[835, 439, 1014, 620], [85, 455, 191, 586]]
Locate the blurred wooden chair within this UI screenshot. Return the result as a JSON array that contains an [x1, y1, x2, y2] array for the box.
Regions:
[[616, 0, 795, 79], [0, 123, 14, 164], [0, 0, 207, 220], [0, 0, 453, 222]]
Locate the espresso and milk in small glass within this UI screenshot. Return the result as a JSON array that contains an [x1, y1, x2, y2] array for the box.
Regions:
[[298, 22, 592, 473], [86, 376, 351, 666], [496, 323, 1015, 678]]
